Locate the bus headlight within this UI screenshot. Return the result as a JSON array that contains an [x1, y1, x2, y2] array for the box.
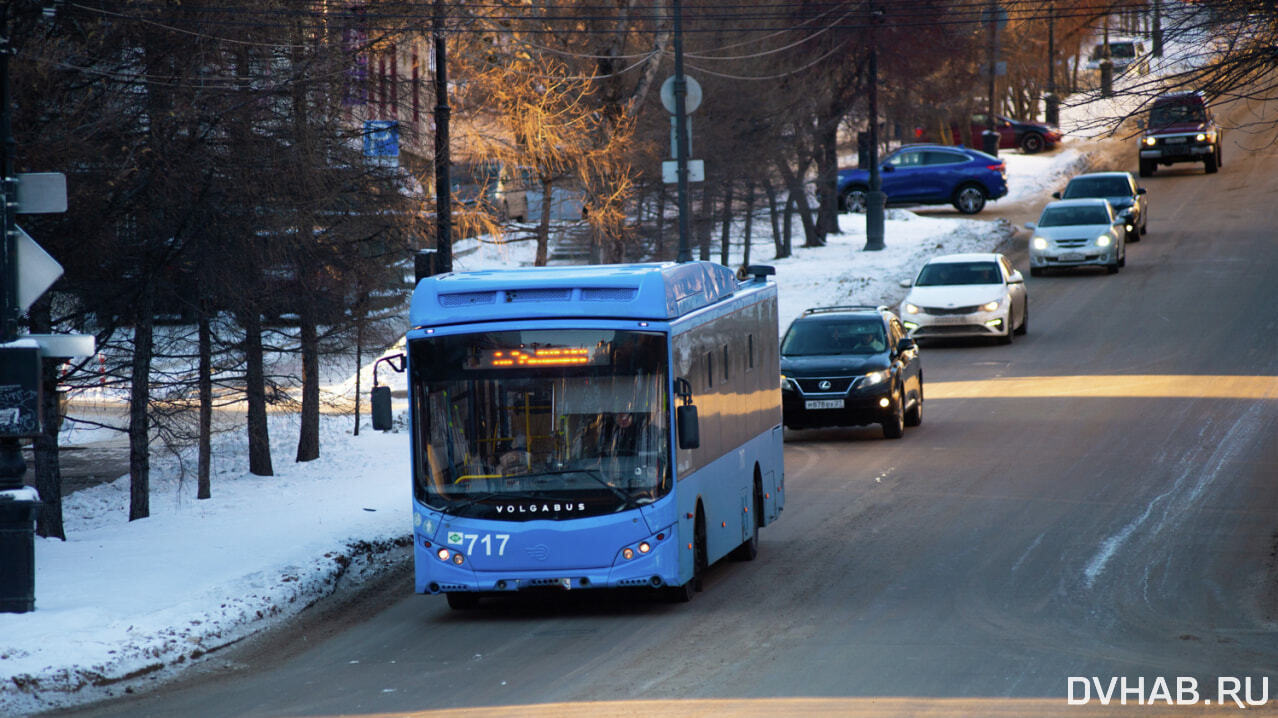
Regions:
[[638, 542, 651, 554], [452, 552, 465, 565], [436, 548, 451, 562], [623, 548, 635, 560]]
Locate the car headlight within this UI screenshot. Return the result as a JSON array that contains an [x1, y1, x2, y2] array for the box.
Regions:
[[781, 374, 795, 391], [862, 370, 887, 386], [903, 302, 920, 315], [1143, 136, 1156, 146], [1031, 236, 1049, 250], [1096, 234, 1112, 247], [1195, 132, 1210, 142], [981, 299, 1001, 312]]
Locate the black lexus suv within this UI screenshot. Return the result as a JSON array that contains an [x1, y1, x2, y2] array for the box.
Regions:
[[779, 305, 923, 439]]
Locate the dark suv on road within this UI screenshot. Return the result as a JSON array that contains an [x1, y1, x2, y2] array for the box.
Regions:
[[1139, 91, 1222, 176], [779, 306, 923, 439]]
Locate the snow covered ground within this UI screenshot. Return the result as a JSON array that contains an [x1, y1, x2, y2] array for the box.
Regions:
[[0, 142, 1094, 716]]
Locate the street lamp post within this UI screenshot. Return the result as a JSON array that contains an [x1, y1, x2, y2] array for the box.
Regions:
[[863, 1, 885, 251], [1045, 1, 1059, 126]]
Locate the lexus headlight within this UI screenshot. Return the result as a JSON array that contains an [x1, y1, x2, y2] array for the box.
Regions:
[[904, 302, 920, 315], [862, 370, 887, 386], [1142, 136, 1156, 146], [1096, 234, 1112, 247], [781, 374, 795, 391], [1031, 236, 1049, 250], [981, 299, 1001, 312]]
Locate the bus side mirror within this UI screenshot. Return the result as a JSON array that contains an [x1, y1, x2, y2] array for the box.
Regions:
[[371, 385, 393, 431], [674, 377, 700, 450], [370, 353, 406, 432], [677, 405, 700, 450]]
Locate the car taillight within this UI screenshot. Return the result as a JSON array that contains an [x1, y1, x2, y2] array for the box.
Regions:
[[987, 163, 1005, 172]]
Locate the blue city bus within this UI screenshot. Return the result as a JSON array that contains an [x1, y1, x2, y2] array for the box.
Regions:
[[377, 261, 784, 608]]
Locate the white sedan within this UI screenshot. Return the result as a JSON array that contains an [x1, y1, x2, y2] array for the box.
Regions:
[[899, 252, 1028, 345], [1025, 198, 1127, 276]]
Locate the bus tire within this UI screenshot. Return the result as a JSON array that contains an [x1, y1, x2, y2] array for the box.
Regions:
[[445, 592, 480, 610], [732, 477, 763, 561], [666, 510, 707, 602]]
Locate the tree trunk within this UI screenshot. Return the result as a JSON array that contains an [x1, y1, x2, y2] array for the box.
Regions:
[[197, 305, 212, 499], [536, 177, 552, 266], [654, 182, 667, 258], [242, 310, 273, 476], [296, 304, 319, 463], [766, 182, 787, 260], [783, 195, 795, 257], [816, 124, 840, 239], [781, 166, 821, 248], [353, 310, 363, 437], [129, 290, 155, 521], [697, 181, 713, 261], [741, 181, 755, 271], [719, 182, 734, 267]]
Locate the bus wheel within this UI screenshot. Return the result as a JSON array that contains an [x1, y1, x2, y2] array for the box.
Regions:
[[446, 592, 480, 610], [732, 481, 762, 561], [666, 510, 707, 602], [692, 511, 707, 591]]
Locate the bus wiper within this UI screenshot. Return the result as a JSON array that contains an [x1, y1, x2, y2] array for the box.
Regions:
[[535, 469, 639, 510]]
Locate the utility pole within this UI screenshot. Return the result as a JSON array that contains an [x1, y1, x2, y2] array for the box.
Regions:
[[983, 0, 1001, 156], [1151, 0, 1163, 58], [1099, 13, 1113, 97], [672, 0, 693, 263], [1045, 0, 1059, 126], [862, 0, 885, 251], [1, 2, 17, 345], [432, 0, 452, 274]]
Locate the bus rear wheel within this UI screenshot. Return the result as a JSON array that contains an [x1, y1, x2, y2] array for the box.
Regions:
[[732, 480, 763, 561]]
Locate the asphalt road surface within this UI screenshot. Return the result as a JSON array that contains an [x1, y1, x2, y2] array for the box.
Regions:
[[53, 104, 1278, 718]]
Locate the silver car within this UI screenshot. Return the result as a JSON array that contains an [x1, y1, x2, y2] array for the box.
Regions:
[[1052, 171, 1148, 240], [899, 252, 1029, 345], [1025, 198, 1127, 276]]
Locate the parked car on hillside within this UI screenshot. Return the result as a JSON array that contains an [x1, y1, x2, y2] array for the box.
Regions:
[[779, 305, 923, 438], [1025, 198, 1127, 276], [1086, 37, 1150, 75], [1139, 91, 1222, 176], [914, 114, 1063, 154], [968, 114, 1063, 154], [838, 144, 1007, 215], [1053, 171, 1148, 239], [899, 253, 1028, 344]]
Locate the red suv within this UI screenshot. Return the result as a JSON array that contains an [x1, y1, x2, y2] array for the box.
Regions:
[[1139, 92, 1222, 176]]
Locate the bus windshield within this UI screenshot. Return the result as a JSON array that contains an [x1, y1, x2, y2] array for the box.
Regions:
[[409, 329, 670, 520]]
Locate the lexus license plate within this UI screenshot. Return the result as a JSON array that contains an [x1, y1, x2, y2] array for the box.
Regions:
[[805, 399, 843, 410]]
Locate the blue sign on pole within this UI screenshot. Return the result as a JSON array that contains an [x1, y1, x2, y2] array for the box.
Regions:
[[363, 120, 399, 165]]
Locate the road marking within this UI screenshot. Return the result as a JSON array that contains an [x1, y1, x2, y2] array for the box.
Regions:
[[926, 375, 1278, 400]]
